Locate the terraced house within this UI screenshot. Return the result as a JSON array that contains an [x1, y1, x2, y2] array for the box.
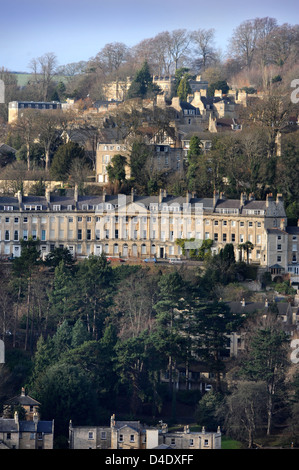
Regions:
[[0, 188, 298, 285], [69, 414, 221, 449]]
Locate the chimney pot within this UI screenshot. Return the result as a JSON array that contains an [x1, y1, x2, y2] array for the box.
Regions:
[[131, 187, 135, 202]]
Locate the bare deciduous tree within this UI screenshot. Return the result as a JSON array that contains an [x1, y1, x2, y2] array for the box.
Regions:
[[29, 52, 58, 101], [35, 110, 64, 170], [191, 28, 217, 70], [93, 42, 131, 78], [166, 29, 192, 72], [10, 109, 38, 170]]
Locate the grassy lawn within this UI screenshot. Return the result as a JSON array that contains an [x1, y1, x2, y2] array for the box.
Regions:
[[221, 436, 244, 449]]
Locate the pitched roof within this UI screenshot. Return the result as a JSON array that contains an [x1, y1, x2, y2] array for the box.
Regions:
[[114, 421, 141, 432], [226, 300, 294, 315], [0, 418, 18, 432], [4, 389, 40, 407], [0, 143, 17, 154]]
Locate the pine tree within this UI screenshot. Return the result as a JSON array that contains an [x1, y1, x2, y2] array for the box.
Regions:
[[177, 74, 192, 100]]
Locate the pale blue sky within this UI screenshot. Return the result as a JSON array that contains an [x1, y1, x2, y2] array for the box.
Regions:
[[0, 0, 298, 71]]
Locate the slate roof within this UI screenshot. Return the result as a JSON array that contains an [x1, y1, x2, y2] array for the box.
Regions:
[[113, 421, 141, 432], [4, 391, 40, 407], [0, 193, 287, 215], [226, 300, 295, 316], [19, 421, 53, 433], [286, 226, 299, 235], [0, 418, 18, 432], [0, 418, 53, 434], [0, 143, 16, 154]]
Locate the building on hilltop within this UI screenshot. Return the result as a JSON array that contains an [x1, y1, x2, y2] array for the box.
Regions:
[[8, 100, 62, 123]]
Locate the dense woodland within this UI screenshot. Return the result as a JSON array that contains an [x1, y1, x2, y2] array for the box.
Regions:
[[0, 241, 298, 448], [0, 16, 299, 449]]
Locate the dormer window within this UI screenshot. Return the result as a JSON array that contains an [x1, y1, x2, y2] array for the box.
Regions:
[[53, 205, 61, 211]]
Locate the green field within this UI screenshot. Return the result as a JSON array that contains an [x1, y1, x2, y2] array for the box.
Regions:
[[13, 73, 68, 87]]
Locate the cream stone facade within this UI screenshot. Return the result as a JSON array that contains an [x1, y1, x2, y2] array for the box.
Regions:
[[0, 189, 296, 276], [102, 78, 132, 102], [0, 412, 54, 449], [96, 142, 131, 183], [69, 415, 221, 449], [153, 75, 175, 98], [3, 387, 40, 421], [8, 101, 62, 123]]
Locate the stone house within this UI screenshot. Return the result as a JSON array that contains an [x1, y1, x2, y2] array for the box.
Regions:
[[266, 222, 299, 287], [68, 415, 221, 449], [8, 101, 62, 123], [101, 78, 132, 102], [0, 412, 54, 449], [153, 75, 175, 98], [0, 189, 292, 268], [2, 387, 40, 420]]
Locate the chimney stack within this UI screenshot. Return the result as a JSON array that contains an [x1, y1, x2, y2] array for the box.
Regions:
[[45, 187, 51, 204], [240, 192, 247, 208], [213, 189, 219, 208], [14, 411, 19, 424], [131, 187, 135, 203], [159, 188, 163, 204], [280, 219, 286, 230], [266, 193, 273, 207], [17, 190, 22, 204], [241, 298, 245, 307], [74, 184, 78, 203]]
